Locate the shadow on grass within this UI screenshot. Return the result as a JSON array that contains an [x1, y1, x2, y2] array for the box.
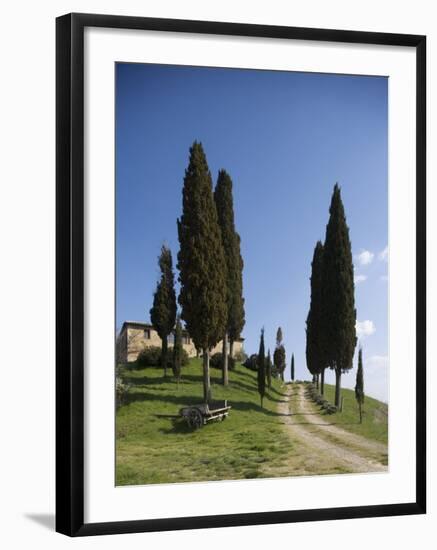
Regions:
[[266, 394, 289, 404], [125, 373, 259, 396]]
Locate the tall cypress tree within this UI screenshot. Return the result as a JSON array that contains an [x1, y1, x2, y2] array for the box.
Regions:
[[306, 241, 325, 392], [214, 169, 245, 386], [273, 327, 286, 381], [228, 232, 245, 358], [257, 328, 266, 407], [173, 315, 183, 388], [355, 347, 365, 423], [291, 353, 295, 382], [177, 142, 227, 403], [322, 184, 357, 407], [150, 245, 177, 378], [266, 349, 272, 388]]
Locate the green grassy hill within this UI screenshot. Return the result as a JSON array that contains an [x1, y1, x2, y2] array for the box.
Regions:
[[116, 359, 293, 485], [116, 359, 388, 485], [321, 384, 388, 443]]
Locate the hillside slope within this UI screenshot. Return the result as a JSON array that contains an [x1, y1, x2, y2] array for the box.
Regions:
[[116, 359, 293, 485], [116, 360, 388, 485]]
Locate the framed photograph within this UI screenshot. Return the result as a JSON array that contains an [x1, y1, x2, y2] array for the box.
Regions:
[[56, 13, 426, 536]]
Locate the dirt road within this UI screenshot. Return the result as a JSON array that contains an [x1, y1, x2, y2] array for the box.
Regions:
[[262, 383, 388, 478]]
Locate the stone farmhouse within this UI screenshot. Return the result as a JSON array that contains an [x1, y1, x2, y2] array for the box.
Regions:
[[117, 321, 244, 363]]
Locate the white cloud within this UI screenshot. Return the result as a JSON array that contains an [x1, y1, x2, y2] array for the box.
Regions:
[[379, 246, 388, 262], [356, 320, 376, 338], [354, 274, 367, 284], [356, 249, 374, 266], [367, 355, 388, 370]]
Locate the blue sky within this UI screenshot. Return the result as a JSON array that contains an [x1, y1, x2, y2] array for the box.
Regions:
[[116, 63, 388, 401]]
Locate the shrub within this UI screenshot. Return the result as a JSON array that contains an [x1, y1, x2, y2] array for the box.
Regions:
[[115, 364, 131, 407], [166, 348, 190, 370], [136, 346, 190, 369], [116, 376, 131, 407], [233, 350, 247, 364], [210, 352, 235, 370], [136, 346, 162, 367], [243, 354, 258, 371]]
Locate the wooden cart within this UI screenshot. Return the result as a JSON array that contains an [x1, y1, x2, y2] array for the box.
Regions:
[[179, 400, 231, 429]]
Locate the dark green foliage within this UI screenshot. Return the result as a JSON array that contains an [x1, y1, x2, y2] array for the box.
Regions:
[[355, 347, 365, 423], [214, 169, 245, 384], [266, 349, 272, 388], [150, 246, 177, 377], [243, 354, 258, 371], [136, 345, 188, 371], [257, 329, 266, 407], [273, 327, 286, 381], [168, 348, 189, 368], [306, 241, 326, 392], [136, 346, 162, 367], [177, 142, 228, 402], [210, 353, 236, 371], [321, 184, 357, 407], [172, 316, 183, 382], [291, 353, 295, 381]]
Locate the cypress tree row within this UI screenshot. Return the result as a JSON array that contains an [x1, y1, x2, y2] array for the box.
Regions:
[[173, 315, 183, 388], [321, 184, 357, 407], [291, 353, 295, 382], [273, 327, 286, 381], [257, 328, 266, 407], [355, 347, 365, 423], [306, 241, 325, 393], [150, 245, 177, 378], [177, 142, 228, 403], [214, 169, 245, 386]]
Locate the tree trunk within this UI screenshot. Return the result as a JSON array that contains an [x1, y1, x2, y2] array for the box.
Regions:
[[261, 395, 263, 408], [162, 336, 168, 378], [222, 333, 229, 386], [334, 369, 341, 407], [315, 374, 319, 390], [320, 368, 325, 395], [202, 349, 212, 404], [229, 339, 234, 359]]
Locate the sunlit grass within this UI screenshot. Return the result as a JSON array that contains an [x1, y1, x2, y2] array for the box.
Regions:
[[116, 359, 293, 486]]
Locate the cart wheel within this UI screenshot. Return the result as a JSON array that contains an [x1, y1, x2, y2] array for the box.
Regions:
[[189, 408, 203, 430]]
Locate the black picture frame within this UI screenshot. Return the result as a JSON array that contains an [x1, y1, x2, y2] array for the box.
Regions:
[[56, 12, 426, 537]]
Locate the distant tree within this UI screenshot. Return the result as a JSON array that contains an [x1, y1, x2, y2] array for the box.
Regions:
[[173, 315, 183, 388], [355, 347, 365, 423], [322, 184, 357, 407], [257, 328, 266, 407], [290, 353, 295, 382], [266, 349, 272, 388], [150, 245, 177, 378], [306, 241, 325, 392], [274, 327, 286, 381], [214, 169, 245, 386], [177, 142, 227, 403]]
